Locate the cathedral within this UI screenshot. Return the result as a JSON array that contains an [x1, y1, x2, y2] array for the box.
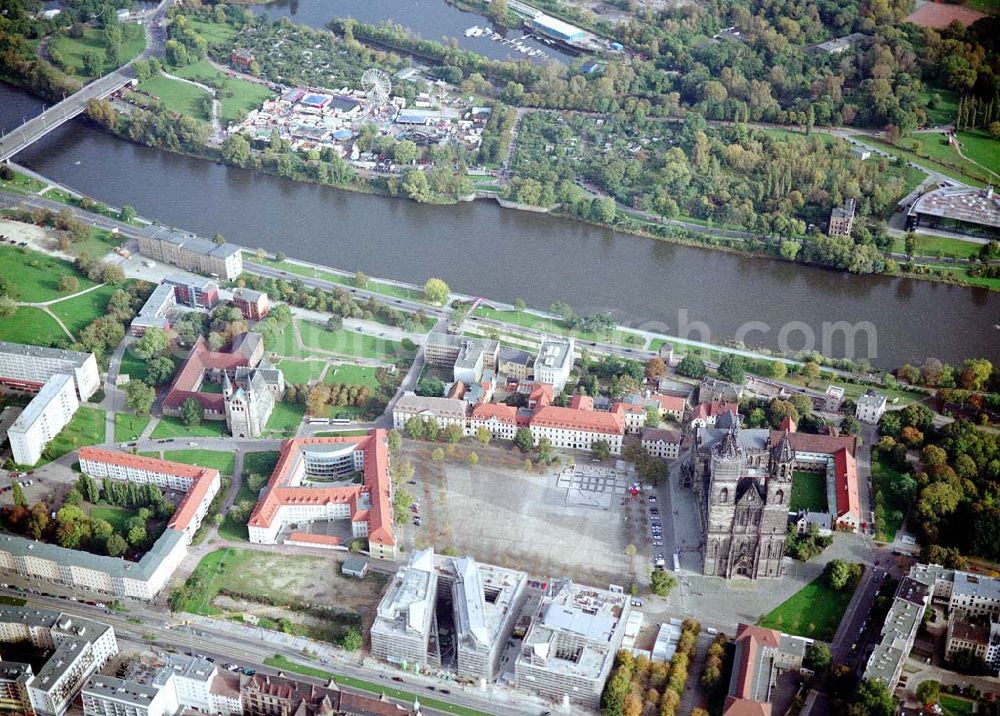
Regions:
[[700, 422, 793, 579]]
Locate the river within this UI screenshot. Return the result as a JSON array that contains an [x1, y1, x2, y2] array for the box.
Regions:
[[1, 83, 996, 367], [244, 0, 573, 64]]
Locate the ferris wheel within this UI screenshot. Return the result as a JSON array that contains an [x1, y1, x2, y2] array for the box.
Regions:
[[361, 68, 391, 105]]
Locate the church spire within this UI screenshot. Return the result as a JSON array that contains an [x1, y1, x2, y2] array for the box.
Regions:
[[716, 417, 743, 460]]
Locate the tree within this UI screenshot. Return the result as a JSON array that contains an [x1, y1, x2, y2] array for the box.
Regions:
[[676, 353, 707, 378], [476, 426, 491, 446], [221, 133, 251, 168], [58, 275, 80, 293], [326, 315, 343, 332], [125, 380, 156, 416], [133, 327, 169, 360], [800, 361, 821, 386], [645, 404, 661, 428], [904, 231, 917, 257], [915, 680, 939, 707], [825, 559, 853, 590], [387, 429, 402, 454], [445, 424, 464, 444], [650, 570, 677, 596], [850, 679, 896, 716], [393, 139, 419, 164], [432, 447, 445, 462], [119, 205, 136, 223], [11, 482, 27, 508], [805, 643, 832, 671], [780, 239, 801, 260], [467, 452, 479, 465], [625, 544, 637, 557], [105, 533, 127, 557], [341, 628, 363, 651], [82, 51, 103, 77], [423, 278, 450, 305], [181, 397, 202, 426], [645, 357, 667, 381], [405, 416, 426, 439], [0, 297, 17, 319], [403, 169, 432, 202], [592, 439, 611, 460], [147, 356, 176, 385], [101, 264, 125, 285], [717, 354, 745, 384], [514, 427, 534, 452]]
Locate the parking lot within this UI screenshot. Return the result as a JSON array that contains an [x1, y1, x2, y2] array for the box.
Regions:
[[407, 455, 634, 586]]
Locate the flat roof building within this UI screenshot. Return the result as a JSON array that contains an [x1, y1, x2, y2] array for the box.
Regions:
[[138, 226, 243, 281], [0, 341, 100, 401], [9, 373, 78, 466], [533, 337, 574, 394], [514, 580, 631, 709], [855, 389, 887, 425], [907, 184, 1000, 238], [130, 282, 176, 337]]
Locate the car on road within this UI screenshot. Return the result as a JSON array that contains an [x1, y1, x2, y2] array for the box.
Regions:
[[648, 495, 656, 503], [189, 442, 198, 447]]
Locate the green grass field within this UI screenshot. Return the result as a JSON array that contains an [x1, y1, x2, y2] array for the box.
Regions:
[[957, 129, 1000, 175], [871, 458, 910, 542], [935, 265, 1000, 290], [50, 24, 146, 79], [266, 402, 305, 435], [472, 305, 643, 346], [298, 321, 400, 360], [263, 655, 490, 716], [0, 170, 45, 195], [114, 413, 150, 443], [939, 694, 978, 716], [759, 572, 858, 640], [119, 352, 151, 384], [68, 226, 127, 260], [0, 245, 96, 303], [169, 59, 274, 124], [0, 307, 68, 345], [890, 233, 984, 260], [187, 19, 238, 47], [243, 254, 426, 303], [324, 364, 380, 389], [910, 131, 998, 184], [161, 449, 235, 475], [150, 417, 230, 440], [918, 88, 959, 127], [854, 136, 986, 187], [32, 406, 106, 467], [278, 359, 327, 384], [50, 282, 134, 337], [89, 505, 135, 533], [790, 471, 828, 513], [138, 73, 212, 121], [242, 451, 280, 477]]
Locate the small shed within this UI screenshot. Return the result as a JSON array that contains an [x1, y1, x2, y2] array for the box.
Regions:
[[342, 556, 369, 578]]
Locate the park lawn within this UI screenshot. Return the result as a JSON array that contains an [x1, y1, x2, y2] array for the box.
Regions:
[[853, 136, 986, 187], [278, 359, 327, 384], [918, 88, 960, 127], [266, 402, 305, 435], [0, 307, 68, 345], [324, 364, 379, 389], [759, 572, 858, 641], [871, 458, 910, 542], [242, 451, 280, 477], [89, 505, 135, 533], [957, 129, 1000, 175], [187, 19, 238, 47], [263, 655, 490, 716], [298, 321, 400, 360], [939, 695, 978, 716], [50, 24, 146, 79], [790, 471, 828, 513], [34, 406, 105, 467], [114, 413, 150, 442], [0, 245, 96, 303], [50, 282, 134, 336], [935, 266, 1000, 290], [170, 59, 274, 124], [150, 417, 230, 440], [243, 254, 426, 303], [69, 227, 127, 259], [472, 305, 642, 346], [138, 73, 212, 121], [890, 233, 983, 260], [119, 351, 152, 385], [910, 131, 997, 183], [269, 323, 313, 359], [0, 170, 45, 195], [161, 449, 235, 475]]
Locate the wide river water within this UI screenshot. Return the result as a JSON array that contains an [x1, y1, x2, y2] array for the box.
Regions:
[[1, 82, 996, 367]]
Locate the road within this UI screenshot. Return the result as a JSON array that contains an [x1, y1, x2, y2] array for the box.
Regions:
[[1, 585, 540, 716]]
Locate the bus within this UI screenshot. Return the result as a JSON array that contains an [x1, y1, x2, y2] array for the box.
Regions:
[[306, 418, 330, 426], [672, 554, 680, 572], [329, 418, 351, 426]]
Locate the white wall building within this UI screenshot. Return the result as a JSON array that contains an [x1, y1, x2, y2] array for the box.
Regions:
[[533, 337, 575, 394], [855, 389, 887, 424], [0, 342, 100, 401], [392, 393, 468, 431], [9, 374, 79, 466]]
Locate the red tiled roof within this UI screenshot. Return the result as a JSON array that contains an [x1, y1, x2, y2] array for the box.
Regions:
[[652, 394, 686, 413], [528, 383, 553, 406], [531, 405, 624, 435], [78, 447, 220, 533], [287, 532, 341, 546], [470, 403, 518, 424], [779, 416, 797, 433], [724, 698, 772, 716], [568, 394, 594, 410], [162, 336, 253, 410], [729, 624, 781, 709], [612, 401, 645, 414], [447, 381, 467, 399], [248, 431, 395, 547], [834, 448, 860, 522], [692, 401, 739, 420], [771, 430, 857, 457]]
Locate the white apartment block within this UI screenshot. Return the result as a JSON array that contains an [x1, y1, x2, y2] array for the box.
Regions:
[[855, 389, 887, 424], [533, 337, 575, 394], [0, 607, 118, 716], [9, 374, 79, 466], [641, 428, 683, 459], [0, 341, 100, 401], [83, 655, 217, 716], [371, 549, 439, 669]]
